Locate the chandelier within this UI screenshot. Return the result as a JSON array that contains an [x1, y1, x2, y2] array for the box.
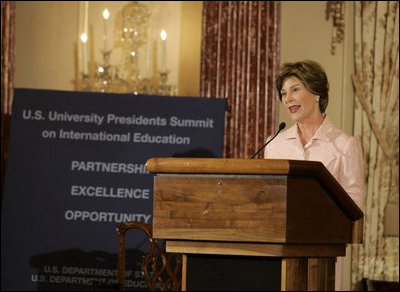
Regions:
[[79, 1, 176, 96]]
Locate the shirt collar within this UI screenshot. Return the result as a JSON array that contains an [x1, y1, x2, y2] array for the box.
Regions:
[[282, 115, 333, 142], [312, 115, 334, 142]]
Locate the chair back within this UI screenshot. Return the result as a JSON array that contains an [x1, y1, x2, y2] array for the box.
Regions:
[[116, 221, 182, 291]]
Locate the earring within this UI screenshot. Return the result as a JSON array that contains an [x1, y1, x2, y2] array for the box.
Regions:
[[315, 96, 320, 102]]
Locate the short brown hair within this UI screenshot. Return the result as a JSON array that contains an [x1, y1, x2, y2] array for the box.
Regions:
[[275, 60, 329, 113]]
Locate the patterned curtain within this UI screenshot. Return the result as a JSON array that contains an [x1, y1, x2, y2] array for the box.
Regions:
[[1, 1, 16, 195], [351, 1, 399, 288], [200, 1, 280, 158]]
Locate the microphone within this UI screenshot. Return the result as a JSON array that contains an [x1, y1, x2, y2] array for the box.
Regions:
[[250, 122, 286, 159]]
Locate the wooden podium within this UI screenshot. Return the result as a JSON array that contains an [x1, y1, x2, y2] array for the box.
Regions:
[[146, 158, 363, 291]]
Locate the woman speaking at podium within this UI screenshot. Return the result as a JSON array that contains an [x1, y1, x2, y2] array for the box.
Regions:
[[264, 60, 366, 291]]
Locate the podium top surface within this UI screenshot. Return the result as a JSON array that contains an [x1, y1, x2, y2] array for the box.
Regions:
[[147, 157, 318, 175], [146, 158, 363, 221]]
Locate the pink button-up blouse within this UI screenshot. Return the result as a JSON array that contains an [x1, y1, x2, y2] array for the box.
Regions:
[[264, 116, 365, 211]]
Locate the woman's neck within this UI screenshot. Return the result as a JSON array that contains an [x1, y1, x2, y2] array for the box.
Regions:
[[297, 113, 325, 147]]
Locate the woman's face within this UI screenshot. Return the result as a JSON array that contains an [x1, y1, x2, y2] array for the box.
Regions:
[[280, 76, 321, 123]]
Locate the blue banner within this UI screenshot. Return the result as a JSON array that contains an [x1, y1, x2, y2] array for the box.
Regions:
[[1, 88, 226, 290]]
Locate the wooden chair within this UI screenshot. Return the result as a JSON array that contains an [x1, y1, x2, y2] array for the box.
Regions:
[[116, 221, 182, 291]]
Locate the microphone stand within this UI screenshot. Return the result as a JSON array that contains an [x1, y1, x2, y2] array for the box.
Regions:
[[250, 122, 286, 159]]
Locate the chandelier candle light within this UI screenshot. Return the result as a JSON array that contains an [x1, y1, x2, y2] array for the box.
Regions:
[[80, 32, 90, 91], [160, 29, 167, 74], [102, 9, 110, 52], [80, 33, 88, 75], [77, 2, 176, 95]]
